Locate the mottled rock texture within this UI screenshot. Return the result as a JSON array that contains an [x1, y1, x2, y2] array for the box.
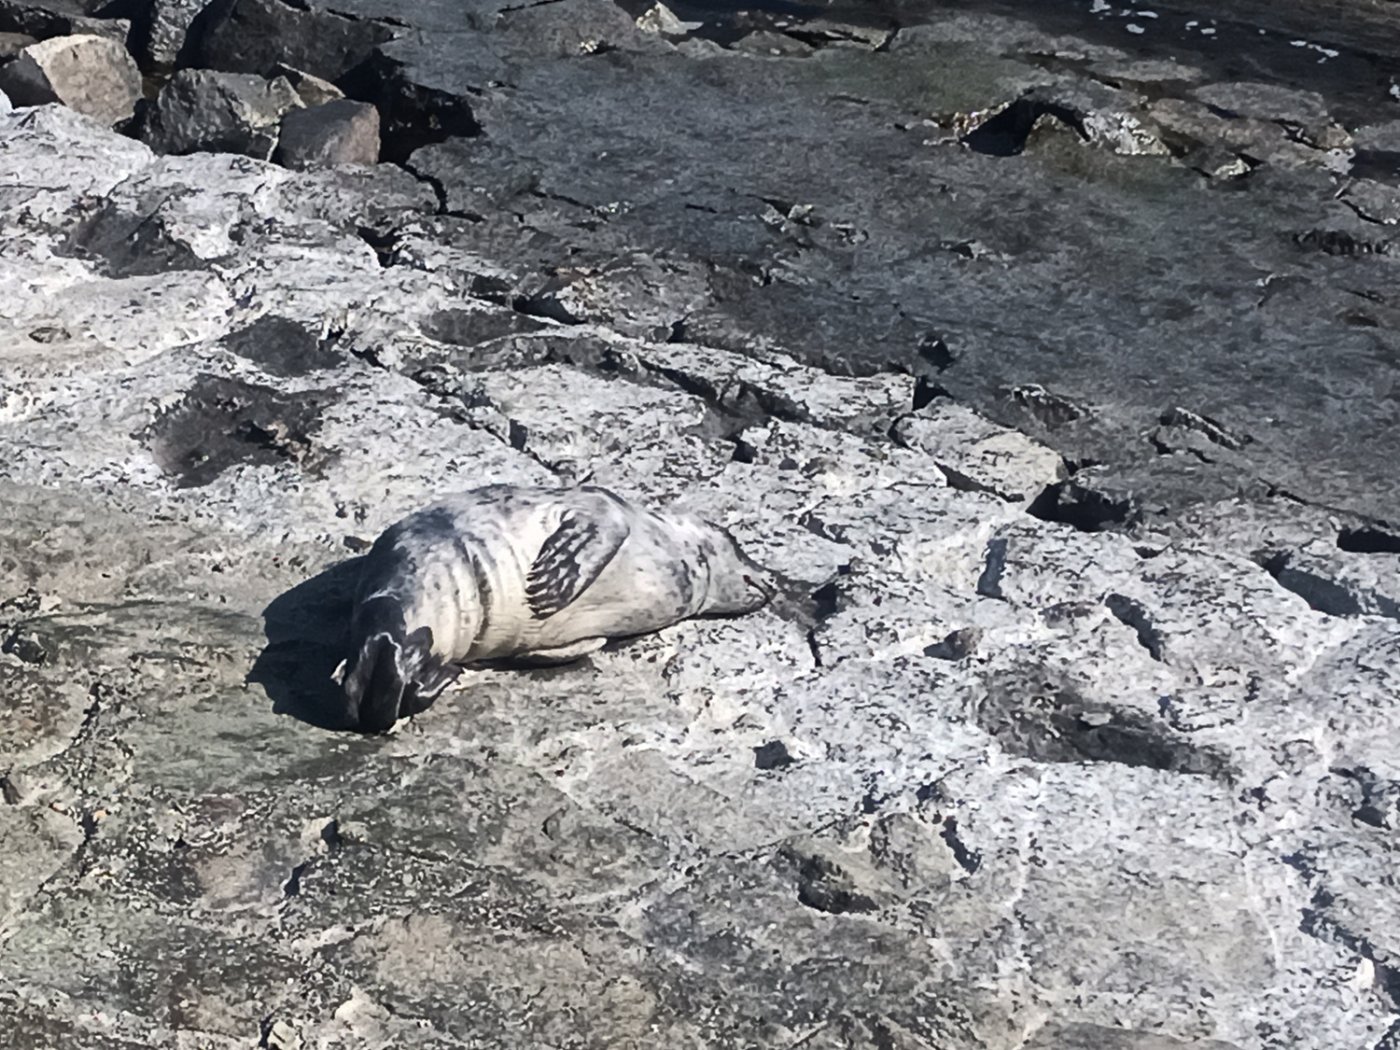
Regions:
[[0, 2, 1398, 1049], [141, 68, 303, 158], [0, 33, 139, 124]]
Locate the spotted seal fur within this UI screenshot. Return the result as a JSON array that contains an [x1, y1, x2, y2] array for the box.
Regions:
[[340, 484, 772, 731]]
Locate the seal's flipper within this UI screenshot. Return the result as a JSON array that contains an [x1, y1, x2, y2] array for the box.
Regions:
[[525, 511, 629, 619], [401, 659, 462, 717]]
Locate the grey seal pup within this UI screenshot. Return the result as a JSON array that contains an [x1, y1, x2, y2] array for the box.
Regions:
[[341, 483, 773, 732]]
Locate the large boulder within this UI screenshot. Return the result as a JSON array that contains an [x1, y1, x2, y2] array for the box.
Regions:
[[141, 68, 304, 159], [0, 33, 141, 125], [273, 98, 379, 169]]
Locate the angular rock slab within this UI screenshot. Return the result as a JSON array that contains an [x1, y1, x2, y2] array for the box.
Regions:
[[0, 33, 141, 125]]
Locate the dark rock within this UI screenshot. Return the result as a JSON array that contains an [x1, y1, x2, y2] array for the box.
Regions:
[[0, 0, 118, 39], [273, 98, 378, 169], [752, 740, 794, 770], [219, 316, 343, 377], [191, 0, 394, 81], [131, 0, 214, 73], [141, 68, 303, 158], [0, 32, 141, 124]]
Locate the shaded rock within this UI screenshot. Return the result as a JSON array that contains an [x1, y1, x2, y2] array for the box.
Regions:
[[142, 68, 303, 159], [193, 0, 395, 81], [274, 98, 379, 170], [0, 1, 119, 40], [0, 30, 36, 57], [134, 0, 214, 73], [0, 33, 140, 125]]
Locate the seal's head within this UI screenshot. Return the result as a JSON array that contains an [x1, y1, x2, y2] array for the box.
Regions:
[[342, 596, 456, 732], [697, 522, 775, 616]]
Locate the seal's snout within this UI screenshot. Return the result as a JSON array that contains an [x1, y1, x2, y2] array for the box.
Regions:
[[343, 630, 409, 733]]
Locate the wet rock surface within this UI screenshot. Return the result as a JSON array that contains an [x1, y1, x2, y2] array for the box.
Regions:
[[0, 1, 1398, 1049]]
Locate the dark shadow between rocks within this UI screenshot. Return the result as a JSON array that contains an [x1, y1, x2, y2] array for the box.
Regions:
[[248, 556, 364, 731]]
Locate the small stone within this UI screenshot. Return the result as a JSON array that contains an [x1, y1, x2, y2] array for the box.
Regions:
[[635, 2, 701, 36], [265, 1020, 302, 1050], [273, 63, 344, 107], [274, 99, 379, 169], [0, 34, 142, 126], [142, 69, 304, 159]]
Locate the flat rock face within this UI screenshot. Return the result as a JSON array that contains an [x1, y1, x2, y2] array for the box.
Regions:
[[0, 2, 1398, 1049]]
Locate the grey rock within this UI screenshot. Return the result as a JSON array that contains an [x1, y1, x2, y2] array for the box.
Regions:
[[274, 98, 379, 169], [1191, 79, 1331, 126], [0, 85, 9, 113], [142, 68, 304, 159], [0, 33, 140, 125], [893, 401, 1066, 503]]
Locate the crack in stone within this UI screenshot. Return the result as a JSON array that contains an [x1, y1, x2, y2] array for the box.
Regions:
[[1104, 593, 1167, 662]]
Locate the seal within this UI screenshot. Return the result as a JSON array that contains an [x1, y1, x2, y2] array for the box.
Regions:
[[340, 483, 773, 732]]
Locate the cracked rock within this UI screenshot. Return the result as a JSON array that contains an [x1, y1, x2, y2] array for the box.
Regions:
[[0, 33, 141, 125], [893, 401, 1066, 503]]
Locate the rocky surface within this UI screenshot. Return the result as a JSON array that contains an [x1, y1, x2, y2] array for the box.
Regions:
[[1, 1, 1399, 1049]]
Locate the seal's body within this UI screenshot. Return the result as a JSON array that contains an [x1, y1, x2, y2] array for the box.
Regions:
[[342, 484, 772, 731]]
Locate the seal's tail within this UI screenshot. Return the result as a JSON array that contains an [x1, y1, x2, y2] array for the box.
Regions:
[[342, 597, 454, 732]]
